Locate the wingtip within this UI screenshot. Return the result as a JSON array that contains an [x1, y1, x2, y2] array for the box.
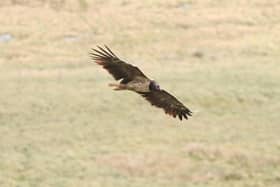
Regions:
[[179, 114, 183, 120], [91, 45, 118, 60], [97, 45, 103, 50]]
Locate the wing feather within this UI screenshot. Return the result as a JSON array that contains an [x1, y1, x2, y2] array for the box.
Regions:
[[138, 90, 192, 120], [90, 46, 148, 84]]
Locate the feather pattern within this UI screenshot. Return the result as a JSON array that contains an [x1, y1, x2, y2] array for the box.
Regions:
[[90, 45, 147, 84], [138, 90, 192, 120]]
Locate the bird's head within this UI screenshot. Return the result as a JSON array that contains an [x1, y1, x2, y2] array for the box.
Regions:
[[149, 80, 161, 91]]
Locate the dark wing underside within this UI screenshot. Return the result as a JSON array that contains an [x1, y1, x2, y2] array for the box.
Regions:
[[138, 90, 192, 120], [90, 46, 148, 84]]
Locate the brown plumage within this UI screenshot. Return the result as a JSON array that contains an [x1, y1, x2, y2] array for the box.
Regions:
[[90, 46, 192, 121]]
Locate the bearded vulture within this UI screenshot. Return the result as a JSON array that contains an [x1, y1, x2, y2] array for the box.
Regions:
[[90, 46, 192, 120]]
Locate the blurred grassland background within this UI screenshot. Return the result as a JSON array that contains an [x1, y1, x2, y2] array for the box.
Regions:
[[0, 0, 280, 187]]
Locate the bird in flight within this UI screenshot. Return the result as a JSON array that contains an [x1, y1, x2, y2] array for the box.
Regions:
[[90, 46, 192, 120]]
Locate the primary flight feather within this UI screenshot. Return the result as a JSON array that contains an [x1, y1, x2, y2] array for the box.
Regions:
[[90, 46, 192, 121]]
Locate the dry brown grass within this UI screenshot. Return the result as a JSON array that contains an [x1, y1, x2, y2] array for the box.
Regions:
[[0, 0, 280, 187]]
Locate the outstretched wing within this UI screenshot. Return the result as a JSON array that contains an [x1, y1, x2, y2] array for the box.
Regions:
[[90, 46, 148, 84], [138, 90, 192, 120]]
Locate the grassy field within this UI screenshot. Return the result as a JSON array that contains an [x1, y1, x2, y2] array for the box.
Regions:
[[0, 0, 280, 186]]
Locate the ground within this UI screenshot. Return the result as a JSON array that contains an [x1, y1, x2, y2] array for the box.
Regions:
[[0, 0, 280, 187]]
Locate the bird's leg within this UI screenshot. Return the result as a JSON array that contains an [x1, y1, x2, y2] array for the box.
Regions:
[[108, 83, 126, 90]]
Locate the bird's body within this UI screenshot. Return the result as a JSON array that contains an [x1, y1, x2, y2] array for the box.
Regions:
[[90, 46, 192, 121], [109, 76, 151, 92]]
